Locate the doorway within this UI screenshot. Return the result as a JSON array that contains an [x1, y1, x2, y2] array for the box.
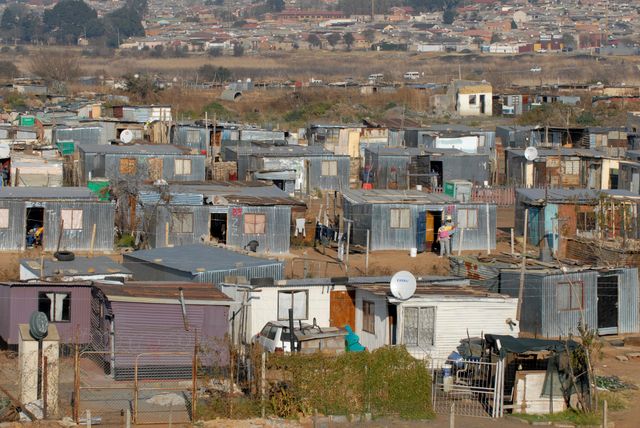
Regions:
[[597, 275, 619, 335], [210, 213, 227, 244], [430, 161, 443, 188], [426, 210, 443, 253], [26, 207, 44, 248], [388, 304, 397, 345], [480, 94, 486, 114], [329, 290, 356, 329], [533, 162, 547, 187]]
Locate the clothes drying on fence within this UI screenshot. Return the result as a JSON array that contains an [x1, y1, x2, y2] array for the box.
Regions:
[[295, 218, 306, 237]]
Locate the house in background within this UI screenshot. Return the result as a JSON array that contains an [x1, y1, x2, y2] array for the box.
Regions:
[[91, 281, 231, 379], [433, 80, 493, 117], [123, 244, 285, 284], [77, 144, 206, 185], [137, 182, 305, 253], [0, 281, 93, 349], [342, 190, 496, 253], [0, 187, 115, 252]]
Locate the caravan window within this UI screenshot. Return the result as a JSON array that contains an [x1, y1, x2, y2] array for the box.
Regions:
[[403, 307, 435, 347], [0, 209, 8, 228], [175, 159, 192, 176], [562, 159, 580, 175], [278, 290, 308, 320], [390, 208, 410, 229], [244, 213, 266, 234], [321, 160, 338, 176], [61, 209, 83, 229], [557, 281, 584, 311], [362, 300, 375, 333], [457, 209, 478, 229], [172, 212, 193, 233], [38, 292, 71, 322]]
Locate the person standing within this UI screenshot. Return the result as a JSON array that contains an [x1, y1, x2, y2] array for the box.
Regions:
[[437, 215, 456, 257]]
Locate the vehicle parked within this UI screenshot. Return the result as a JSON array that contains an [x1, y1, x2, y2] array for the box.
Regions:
[[253, 321, 347, 353], [404, 71, 420, 80]]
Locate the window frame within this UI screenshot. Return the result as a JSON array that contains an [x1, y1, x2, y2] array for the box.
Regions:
[[457, 208, 479, 229], [362, 300, 375, 334], [119, 158, 137, 175], [390, 208, 410, 229], [175, 158, 193, 176], [61, 209, 83, 230], [277, 290, 309, 321], [244, 213, 266, 235], [0, 208, 8, 229], [171, 211, 194, 234], [557, 281, 584, 311], [562, 159, 580, 175], [38, 291, 71, 323], [402, 306, 436, 348], [469, 94, 477, 105], [321, 160, 338, 177]]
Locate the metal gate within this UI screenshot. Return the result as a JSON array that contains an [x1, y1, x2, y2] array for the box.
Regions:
[[432, 358, 505, 418]]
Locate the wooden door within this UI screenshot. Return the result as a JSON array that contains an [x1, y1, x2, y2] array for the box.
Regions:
[[329, 290, 356, 329], [148, 158, 163, 181], [426, 212, 435, 244]]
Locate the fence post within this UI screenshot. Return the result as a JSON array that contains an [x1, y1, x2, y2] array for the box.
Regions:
[[261, 351, 266, 418], [510, 228, 515, 255], [86, 409, 91, 428], [603, 399, 608, 428], [43, 356, 48, 419], [73, 346, 79, 423], [133, 356, 139, 424], [125, 408, 131, 428], [192, 337, 198, 421], [365, 229, 370, 275], [457, 228, 464, 256], [449, 403, 455, 428]]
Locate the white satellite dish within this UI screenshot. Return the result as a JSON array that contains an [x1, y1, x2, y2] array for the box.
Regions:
[[390, 271, 417, 300], [120, 129, 133, 144], [0, 143, 10, 159], [524, 146, 538, 161]]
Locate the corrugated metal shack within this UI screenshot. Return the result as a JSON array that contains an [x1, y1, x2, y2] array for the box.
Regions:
[[52, 125, 105, 146], [363, 147, 490, 189], [77, 143, 206, 184], [0, 187, 115, 252], [123, 244, 284, 283], [171, 124, 210, 153], [92, 282, 231, 379], [499, 266, 640, 337], [112, 105, 172, 123], [342, 189, 496, 253], [224, 145, 350, 194], [138, 182, 304, 253]]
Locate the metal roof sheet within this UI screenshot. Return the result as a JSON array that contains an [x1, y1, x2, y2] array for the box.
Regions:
[[516, 188, 640, 203], [124, 244, 283, 275], [77, 144, 192, 155], [20, 256, 131, 277], [95, 281, 232, 301], [0, 187, 97, 199], [343, 189, 455, 205]]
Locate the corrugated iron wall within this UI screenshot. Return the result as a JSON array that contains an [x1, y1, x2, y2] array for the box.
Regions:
[[172, 126, 210, 152], [104, 153, 206, 182], [194, 262, 284, 284], [616, 267, 640, 334], [54, 127, 104, 145], [226, 205, 291, 254], [452, 203, 497, 252], [306, 156, 350, 192]]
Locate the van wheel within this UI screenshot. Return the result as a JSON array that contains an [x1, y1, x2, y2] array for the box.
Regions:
[[54, 251, 75, 261]]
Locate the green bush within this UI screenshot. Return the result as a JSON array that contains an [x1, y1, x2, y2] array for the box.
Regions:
[[267, 346, 433, 419], [117, 233, 135, 248]]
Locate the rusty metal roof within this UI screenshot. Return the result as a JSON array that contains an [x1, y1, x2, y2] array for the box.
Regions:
[[95, 281, 232, 301]]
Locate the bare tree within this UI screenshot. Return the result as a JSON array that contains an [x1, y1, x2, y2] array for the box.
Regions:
[[29, 50, 83, 82]]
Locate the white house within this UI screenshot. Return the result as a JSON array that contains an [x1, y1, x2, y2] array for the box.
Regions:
[[353, 280, 519, 365], [454, 81, 493, 117]]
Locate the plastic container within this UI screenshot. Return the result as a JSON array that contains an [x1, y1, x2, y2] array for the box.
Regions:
[[410, 247, 417, 257]]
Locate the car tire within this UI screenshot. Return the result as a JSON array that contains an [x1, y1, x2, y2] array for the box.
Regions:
[[54, 251, 75, 262]]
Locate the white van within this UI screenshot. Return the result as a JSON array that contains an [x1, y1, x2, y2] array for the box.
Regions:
[[404, 71, 420, 80], [368, 73, 384, 81]]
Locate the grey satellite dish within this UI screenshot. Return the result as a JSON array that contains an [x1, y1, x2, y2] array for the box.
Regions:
[[390, 271, 417, 300], [120, 129, 134, 144], [29, 311, 49, 341], [524, 146, 539, 162]]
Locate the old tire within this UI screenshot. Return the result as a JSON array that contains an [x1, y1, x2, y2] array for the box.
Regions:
[[54, 251, 75, 262]]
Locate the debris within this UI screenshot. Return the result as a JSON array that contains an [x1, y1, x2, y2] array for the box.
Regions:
[[626, 352, 640, 359], [616, 355, 628, 362], [146, 393, 185, 407], [596, 375, 637, 391], [623, 336, 640, 346]]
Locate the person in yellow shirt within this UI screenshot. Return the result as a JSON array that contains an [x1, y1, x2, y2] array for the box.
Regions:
[[437, 215, 456, 257]]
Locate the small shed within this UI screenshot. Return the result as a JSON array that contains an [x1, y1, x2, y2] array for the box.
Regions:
[[123, 244, 285, 284], [92, 281, 231, 379], [224, 145, 350, 194], [171, 124, 210, 154], [499, 267, 640, 337], [138, 182, 305, 253], [77, 143, 206, 184], [342, 189, 496, 253], [0, 187, 115, 252], [19, 256, 132, 282], [0, 281, 93, 348]]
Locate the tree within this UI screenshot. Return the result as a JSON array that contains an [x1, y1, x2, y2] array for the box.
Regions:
[[43, 0, 102, 44], [442, 8, 457, 25], [490, 32, 503, 44], [308, 34, 321, 49], [343, 32, 355, 50], [266, 0, 285, 12], [562, 33, 577, 49], [511, 19, 518, 30], [198, 64, 232, 82], [208, 47, 223, 57], [0, 61, 19, 79], [123, 73, 159, 102], [363, 29, 376, 43], [29, 51, 82, 82], [327, 33, 341, 50]]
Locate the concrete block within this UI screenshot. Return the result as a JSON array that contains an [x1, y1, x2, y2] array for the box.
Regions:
[[626, 352, 640, 359], [616, 355, 629, 362]]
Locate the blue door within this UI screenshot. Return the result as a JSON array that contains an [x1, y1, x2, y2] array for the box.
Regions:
[[416, 211, 427, 252]]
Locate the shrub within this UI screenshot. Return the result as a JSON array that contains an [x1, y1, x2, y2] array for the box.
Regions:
[[117, 233, 135, 248]]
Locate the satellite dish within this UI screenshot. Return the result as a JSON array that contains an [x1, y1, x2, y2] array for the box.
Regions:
[[120, 129, 133, 144], [390, 271, 417, 300], [524, 146, 538, 161], [0, 143, 9, 159], [29, 311, 49, 341]]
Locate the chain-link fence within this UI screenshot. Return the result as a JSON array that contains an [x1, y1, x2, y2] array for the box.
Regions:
[[0, 351, 20, 422]]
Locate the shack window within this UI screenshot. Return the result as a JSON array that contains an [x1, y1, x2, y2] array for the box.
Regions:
[[390, 208, 410, 229], [278, 290, 308, 320], [186, 130, 200, 144], [0, 208, 8, 228], [457, 209, 478, 229], [403, 307, 436, 347], [557, 281, 584, 311], [244, 213, 266, 234], [363, 300, 375, 333], [175, 159, 192, 176], [119, 158, 137, 175], [562, 159, 580, 175], [61, 209, 83, 229], [171, 212, 193, 234], [321, 160, 338, 176], [469, 94, 477, 105], [577, 211, 596, 232], [38, 292, 70, 322]]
